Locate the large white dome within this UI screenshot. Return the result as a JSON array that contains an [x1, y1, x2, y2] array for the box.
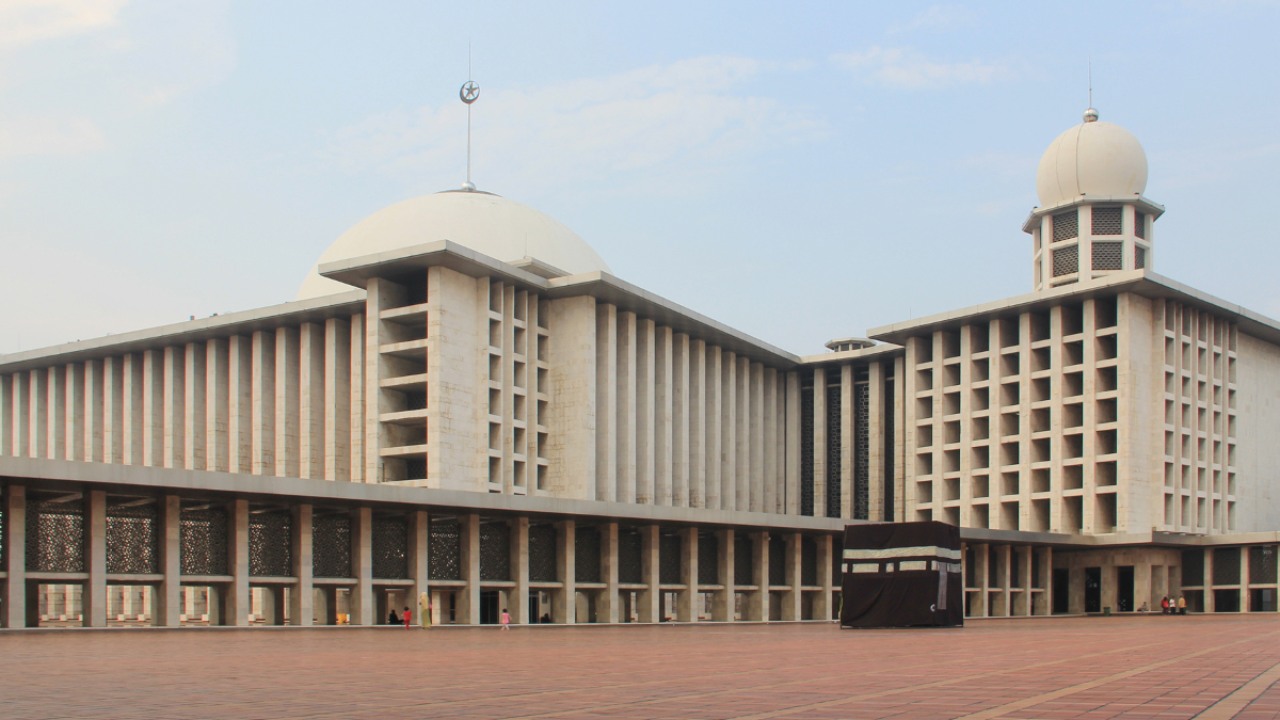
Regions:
[[297, 190, 610, 299], [1035, 110, 1148, 209]]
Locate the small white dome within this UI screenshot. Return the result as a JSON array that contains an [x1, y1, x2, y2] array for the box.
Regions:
[[297, 190, 610, 299], [1035, 110, 1148, 208]]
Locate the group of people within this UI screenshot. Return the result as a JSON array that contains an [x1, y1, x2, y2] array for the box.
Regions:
[[1160, 595, 1188, 615], [386, 592, 433, 628]]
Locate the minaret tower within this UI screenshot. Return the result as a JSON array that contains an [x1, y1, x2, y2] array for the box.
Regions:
[[1024, 108, 1165, 291]]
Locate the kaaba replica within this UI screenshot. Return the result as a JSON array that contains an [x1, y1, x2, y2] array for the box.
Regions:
[[840, 521, 963, 628]]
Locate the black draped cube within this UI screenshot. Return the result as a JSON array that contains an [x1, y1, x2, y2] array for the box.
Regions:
[[840, 521, 963, 628]]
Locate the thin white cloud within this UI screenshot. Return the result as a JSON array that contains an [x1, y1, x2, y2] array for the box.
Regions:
[[0, 115, 104, 158], [0, 0, 126, 51], [832, 46, 1010, 89], [324, 56, 827, 195], [889, 4, 976, 34]]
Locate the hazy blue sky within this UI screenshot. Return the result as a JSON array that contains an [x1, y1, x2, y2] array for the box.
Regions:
[[2, 1, 1277, 355]]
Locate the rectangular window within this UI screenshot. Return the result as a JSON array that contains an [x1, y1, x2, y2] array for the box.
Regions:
[[1052, 211, 1078, 242], [1092, 206, 1123, 235]]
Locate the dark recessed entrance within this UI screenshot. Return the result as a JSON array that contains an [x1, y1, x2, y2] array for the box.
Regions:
[[1085, 567, 1102, 613]]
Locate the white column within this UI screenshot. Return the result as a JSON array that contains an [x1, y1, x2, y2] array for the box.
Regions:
[[64, 363, 83, 461], [228, 499, 250, 626], [351, 507, 373, 625], [158, 495, 182, 626], [291, 504, 314, 626], [183, 342, 206, 471], [205, 338, 229, 472], [250, 331, 275, 475], [162, 345, 185, 469], [3, 486, 27, 627], [275, 326, 300, 478], [85, 491, 107, 627], [324, 317, 352, 481], [299, 322, 325, 479], [227, 336, 252, 474], [688, 339, 705, 508], [706, 348, 722, 510], [83, 360, 104, 462], [616, 311, 637, 504], [595, 304, 618, 502], [142, 349, 163, 466], [671, 333, 689, 507]]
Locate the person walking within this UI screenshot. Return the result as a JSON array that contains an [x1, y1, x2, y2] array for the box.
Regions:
[[418, 592, 431, 629], [403, 606, 412, 629], [500, 608, 511, 631]]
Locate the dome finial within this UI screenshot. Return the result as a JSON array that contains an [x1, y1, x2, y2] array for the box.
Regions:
[[459, 43, 480, 192], [1083, 107, 1099, 123]]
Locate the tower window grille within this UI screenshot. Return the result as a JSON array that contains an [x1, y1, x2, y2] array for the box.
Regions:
[[372, 514, 409, 579], [528, 524, 557, 582], [428, 516, 460, 580], [1134, 212, 1147, 240], [107, 499, 159, 575], [698, 532, 719, 585], [826, 380, 842, 518], [1135, 246, 1147, 270], [800, 371, 815, 516], [618, 527, 643, 584], [27, 496, 86, 573], [854, 376, 870, 520], [1052, 246, 1079, 277], [181, 506, 228, 576], [1052, 211, 1078, 242], [249, 509, 292, 578], [479, 520, 511, 581], [659, 532, 683, 585], [734, 533, 753, 585], [575, 525, 601, 583], [1092, 241, 1124, 271], [1092, 206, 1122, 235]]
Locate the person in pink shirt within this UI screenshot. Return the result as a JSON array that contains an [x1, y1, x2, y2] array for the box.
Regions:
[[500, 608, 511, 631]]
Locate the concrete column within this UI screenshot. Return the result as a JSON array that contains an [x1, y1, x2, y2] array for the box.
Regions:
[[1136, 561, 1153, 613], [409, 510, 429, 624], [157, 495, 181, 626], [183, 342, 206, 471], [750, 531, 769, 621], [1202, 548, 1214, 612], [600, 522, 620, 623], [513, 517, 530, 625], [205, 338, 228, 473], [350, 506, 373, 625], [706, 348, 721, 510], [83, 491, 107, 627], [554, 520, 576, 624], [785, 372, 801, 515], [227, 499, 250, 626], [142, 349, 163, 467], [250, 330, 275, 475], [713, 529, 734, 621], [781, 533, 802, 621], [291, 504, 313, 626], [3, 485, 26, 628], [975, 544, 990, 617], [299, 322, 325, 479], [460, 513, 481, 624], [635, 318, 655, 505], [688, 339, 705, 508], [815, 534, 835, 621], [750, 364, 765, 513], [162, 345, 185, 469], [677, 527, 696, 622], [617, 311, 637, 504], [323, 318, 352, 481], [638, 524, 660, 623], [28, 369, 47, 459], [348, 314, 365, 482], [655, 326, 673, 506], [721, 353, 738, 512], [227, 335, 252, 474], [64, 363, 83, 461], [274, 327, 300, 478]]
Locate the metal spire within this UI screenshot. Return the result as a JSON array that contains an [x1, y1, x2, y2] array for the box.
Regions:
[[459, 46, 480, 191]]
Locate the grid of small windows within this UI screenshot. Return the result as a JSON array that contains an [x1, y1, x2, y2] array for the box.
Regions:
[[825, 381, 842, 518], [1134, 212, 1147, 240], [1092, 207, 1123, 235], [800, 371, 815, 517], [1052, 211, 1078, 242], [1092, 241, 1124, 271], [1052, 246, 1079, 277]]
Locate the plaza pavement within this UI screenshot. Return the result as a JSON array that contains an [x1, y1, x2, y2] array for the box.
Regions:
[[2, 614, 1280, 719]]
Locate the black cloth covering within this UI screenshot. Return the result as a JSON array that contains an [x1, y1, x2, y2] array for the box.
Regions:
[[840, 521, 963, 628]]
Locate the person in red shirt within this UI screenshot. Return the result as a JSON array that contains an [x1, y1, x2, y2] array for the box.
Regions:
[[403, 606, 412, 629]]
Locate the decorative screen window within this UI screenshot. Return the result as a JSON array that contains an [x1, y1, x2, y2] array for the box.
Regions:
[[1092, 207, 1122, 235], [1052, 211, 1078, 242], [1134, 212, 1147, 240], [1052, 246, 1079, 277], [1092, 241, 1124, 270], [1135, 246, 1147, 270]]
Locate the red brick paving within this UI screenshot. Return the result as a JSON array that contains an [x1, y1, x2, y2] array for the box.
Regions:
[[2, 615, 1280, 719]]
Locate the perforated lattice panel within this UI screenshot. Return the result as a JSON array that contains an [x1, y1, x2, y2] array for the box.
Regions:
[[529, 524, 557, 582], [1052, 211, 1078, 242], [854, 380, 870, 520], [372, 515, 409, 579], [248, 510, 291, 577], [1213, 548, 1241, 585], [618, 527, 643, 584], [479, 520, 510, 581], [575, 525, 601, 583], [800, 373, 815, 516], [107, 500, 159, 575], [181, 507, 227, 576], [1250, 546, 1278, 585], [1135, 246, 1147, 270], [428, 518, 461, 580], [698, 532, 719, 585], [734, 534, 753, 585], [801, 536, 818, 586], [768, 536, 786, 586], [660, 532, 683, 585], [1092, 241, 1123, 271], [1052, 246, 1079, 277], [826, 382, 842, 518], [1134, 212, 1147, 240], [27, 497, 85, 573], [1182, 549, 1204, 586], [313, 513, 352, 578], [1092, 206, 1122, 235]]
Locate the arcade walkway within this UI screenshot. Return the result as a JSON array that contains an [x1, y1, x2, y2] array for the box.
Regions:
[[4, 615, 1279, 719]]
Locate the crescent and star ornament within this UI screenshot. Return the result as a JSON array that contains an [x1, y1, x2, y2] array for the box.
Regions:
[[460, 80, 480, 104]]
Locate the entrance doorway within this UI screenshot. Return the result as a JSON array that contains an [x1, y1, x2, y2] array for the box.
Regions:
[[1052, 569, 1069, 614], [479, 590, 500, 624], [1084, 567, 1102, 613], [1117, 566, 1134, 612]]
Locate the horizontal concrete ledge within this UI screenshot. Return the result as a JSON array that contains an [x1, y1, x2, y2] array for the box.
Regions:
[[1, 619, 841, 634], [0, 456, 846, 534]]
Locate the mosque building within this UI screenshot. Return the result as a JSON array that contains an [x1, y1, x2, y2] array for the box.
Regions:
[[1, 102, 1277, 628]]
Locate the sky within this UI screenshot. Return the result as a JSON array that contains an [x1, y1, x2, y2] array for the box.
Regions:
[[1, 1, 1278, 356]]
